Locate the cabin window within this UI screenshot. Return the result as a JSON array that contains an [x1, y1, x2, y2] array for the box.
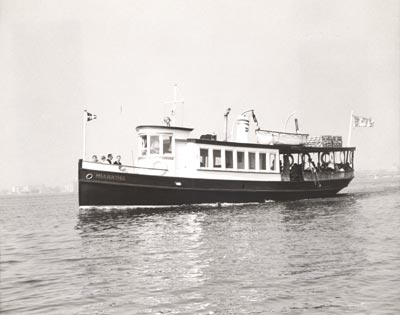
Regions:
[[150, 135, 160, 154], [259, 153, 266, 170], [270, 153, 276, 171], [213, 150, 222, 168], [225, 150, 233, 169], [162, 135, 172, 154], [200, 148, 209, 167], [237, 151, 245, 169], [248, 152, 256, 170], [140, 135, 148, 155]]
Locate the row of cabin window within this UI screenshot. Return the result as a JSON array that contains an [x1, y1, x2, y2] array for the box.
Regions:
[[139, 134, 173, 156], [200, 148, 277, 171]]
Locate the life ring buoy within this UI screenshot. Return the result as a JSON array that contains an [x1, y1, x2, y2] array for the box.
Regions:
[[153, 161, 166, 170], [283, 154, 294, 168], [321, 152, 330, 164], [152, 161, 168, 175], [340, 151, 346, 163], [303, 152, 311, 163], [287, 154, 294, 167], [86, 173, 93, 180]]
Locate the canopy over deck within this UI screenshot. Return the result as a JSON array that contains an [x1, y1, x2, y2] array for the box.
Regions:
[[187, 138, 355, 153]]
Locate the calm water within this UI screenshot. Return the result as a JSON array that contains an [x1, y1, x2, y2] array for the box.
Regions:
[[1, 173, 400, 315]]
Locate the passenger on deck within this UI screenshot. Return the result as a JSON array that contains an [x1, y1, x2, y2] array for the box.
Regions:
[[150, 139, 160, 154], [336, 163, 345, 172], [334, 164, 340, 172], [307, 158, 317, 172], [113, 155, 122, 165], [270, 157, 276, 171], [91, 155, 98, 163], [290, 163, 302, 181], [282, 155, 290, 176], [100, 155, 107, 163], [343, 163, 352, 171], [308, 157, 321, 187], [107, 154, 113, 164]]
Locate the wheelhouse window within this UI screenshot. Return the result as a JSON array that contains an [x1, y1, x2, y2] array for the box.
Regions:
[[237, 151, 245, 169], [150, 135, 160, 154], [162, 135, 172, 154], [138, 133, 174, 157], [140, 135, 148, 155], [213, 149, 221, 168], [225, 150, 233, 169], [259, 153, 266, 170], [270, 153, 276, 171], [248, 152, 256, 170], [200, 148, 209, 167]]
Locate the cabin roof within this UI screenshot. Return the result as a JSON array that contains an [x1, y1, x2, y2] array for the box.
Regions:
[[187, 138, 356, 153], [136, 125, 194, 132]]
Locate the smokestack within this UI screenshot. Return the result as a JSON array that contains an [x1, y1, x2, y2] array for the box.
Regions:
[[295, 118, 299, 133]]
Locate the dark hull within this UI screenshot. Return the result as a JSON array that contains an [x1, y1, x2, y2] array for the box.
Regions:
[[78, 164, 354, 207]]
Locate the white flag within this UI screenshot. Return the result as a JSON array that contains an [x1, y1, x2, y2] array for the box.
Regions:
[[353, 115, 374, 127]]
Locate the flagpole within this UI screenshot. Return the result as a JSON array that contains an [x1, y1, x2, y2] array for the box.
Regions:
[[83, 110, 87, 160], [347, 110, 353, 147]]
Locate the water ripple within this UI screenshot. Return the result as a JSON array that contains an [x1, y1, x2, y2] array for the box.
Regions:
[[1, 176, 400, 314]]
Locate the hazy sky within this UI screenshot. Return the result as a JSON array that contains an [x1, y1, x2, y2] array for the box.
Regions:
[[1, 0, 399, 189]]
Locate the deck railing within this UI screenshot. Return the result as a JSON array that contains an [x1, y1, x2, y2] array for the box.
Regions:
[[303, 170, 354, 181], [81, 160, 168, 174]]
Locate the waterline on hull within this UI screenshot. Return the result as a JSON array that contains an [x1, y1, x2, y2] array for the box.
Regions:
[[78, 201, 274, 211]]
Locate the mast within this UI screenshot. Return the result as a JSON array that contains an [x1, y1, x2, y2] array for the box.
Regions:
[[165, 84, 184, 126], [82, 110, 87, 160], [347, 110, 354, 146]]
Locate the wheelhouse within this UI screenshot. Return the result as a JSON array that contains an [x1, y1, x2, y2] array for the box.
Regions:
[[135, 125, 193, 174]]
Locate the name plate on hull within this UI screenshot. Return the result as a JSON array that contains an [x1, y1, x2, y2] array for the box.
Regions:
[[86, 172, 127, 182]]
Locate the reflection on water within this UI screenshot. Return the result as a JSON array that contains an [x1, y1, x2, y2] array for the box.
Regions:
[[278, 196, 369, 312], [1, 175, 400, 314], [77, 208, 211, 314], [74, 193, 386, 314]]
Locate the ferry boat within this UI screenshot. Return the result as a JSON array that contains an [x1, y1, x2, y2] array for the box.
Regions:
[[78, 93, 355, 207]]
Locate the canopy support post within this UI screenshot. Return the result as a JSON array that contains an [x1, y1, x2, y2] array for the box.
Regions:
[[83, 110, 87, 160]]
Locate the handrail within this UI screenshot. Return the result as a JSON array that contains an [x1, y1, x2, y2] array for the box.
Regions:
[[82, 160, 168, 171], [256, 129, 309, 136]]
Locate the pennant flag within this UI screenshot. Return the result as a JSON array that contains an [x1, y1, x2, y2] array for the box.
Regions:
[[252, 110, 260, 129], [87, 112, 97, 122], [353, 115, 374, 127], [252, 111, 258, 124]]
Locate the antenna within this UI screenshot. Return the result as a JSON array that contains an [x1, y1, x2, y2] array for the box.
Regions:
[[164, 84, 184, 126]]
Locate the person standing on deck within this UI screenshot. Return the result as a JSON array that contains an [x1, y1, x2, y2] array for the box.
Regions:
[[107, 154, 113, 164], [308, 157, 321, 187], [113, 155, 122, 165]]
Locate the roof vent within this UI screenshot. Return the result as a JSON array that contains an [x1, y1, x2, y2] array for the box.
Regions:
[[200, 134, 217, 141]]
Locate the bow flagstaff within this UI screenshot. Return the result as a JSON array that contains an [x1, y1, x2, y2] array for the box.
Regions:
[[83, 110, 97, 159]]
